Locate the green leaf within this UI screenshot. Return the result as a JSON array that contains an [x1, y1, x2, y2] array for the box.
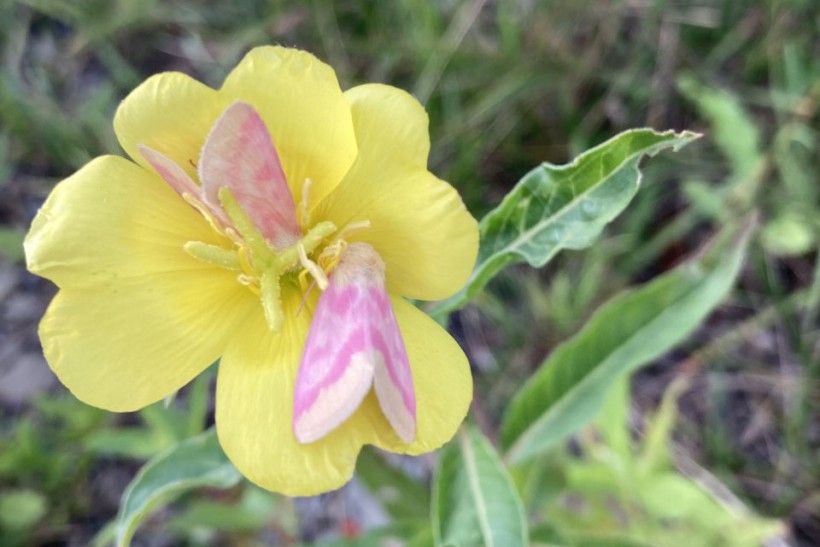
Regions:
[[638, 376, 688, 474], [593, 375, 632, 462], [501, 222, 753, 464], [115, 429, 241, 547], [0, 488, 47, 530], [677, 75, 762, 180], [432, 128, 699, 316], [166, 487, 283, 534], [761, 212, 816, 257], [0, 227, 25, 262], [432, 427, 528, 547], [84, 427, 171, 460]]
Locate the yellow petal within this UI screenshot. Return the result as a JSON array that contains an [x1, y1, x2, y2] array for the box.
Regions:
[[40, 275, 255, 412], [375, 297, 473, 455], [25, 155, 224, 288], [215, 288, 391, 496], [114, 72, 229, 181], [316, 84, 478, 301], [215, 290, 471, 495], [26, 155, 256, 410], [220, 46, 358, 212]]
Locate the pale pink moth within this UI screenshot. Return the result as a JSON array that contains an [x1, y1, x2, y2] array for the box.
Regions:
[[293, 242, 416, 444], [198, 101, 301, 249], [139, 101, 299, 248], [138, 100, 416, 445]]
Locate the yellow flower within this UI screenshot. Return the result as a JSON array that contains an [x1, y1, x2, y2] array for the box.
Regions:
[[24, 46, 478, 495]]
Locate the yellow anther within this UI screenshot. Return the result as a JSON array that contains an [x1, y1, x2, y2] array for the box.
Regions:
[[224, 227, 245, 247], [318, 239, 348, 275], [237, 273, 260, 295], [236, 246, 255, 277]]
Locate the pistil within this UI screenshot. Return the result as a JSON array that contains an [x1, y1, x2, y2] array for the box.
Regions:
[[182, 187, 340, 332]]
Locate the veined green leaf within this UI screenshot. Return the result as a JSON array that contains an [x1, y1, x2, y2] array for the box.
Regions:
[[502, 222, 752, 464], [432, 128, 699, 316], [115, 429, 241, 547], [432, 427, 528, 547]]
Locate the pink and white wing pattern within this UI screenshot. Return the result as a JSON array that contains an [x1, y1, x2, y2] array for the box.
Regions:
[[198, 101, 301, 248], [293, 243, 416, 444], [138, 144, 231, 228]]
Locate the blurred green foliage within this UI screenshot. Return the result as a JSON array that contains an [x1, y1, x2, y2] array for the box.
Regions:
[[1, 0, 818, 545]]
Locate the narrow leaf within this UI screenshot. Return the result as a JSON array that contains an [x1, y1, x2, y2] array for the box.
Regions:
[[502, 222, 752, 464], [115, 429, 241, 547], [432, 128, 699, 315], [432, 427, 528, 547], [677, 75, 762, 180]]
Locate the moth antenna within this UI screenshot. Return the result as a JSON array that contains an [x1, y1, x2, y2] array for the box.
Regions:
[[296, 279, 317, 317]]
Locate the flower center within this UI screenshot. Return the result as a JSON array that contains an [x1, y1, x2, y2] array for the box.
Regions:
[[182, 186, 369, 332]]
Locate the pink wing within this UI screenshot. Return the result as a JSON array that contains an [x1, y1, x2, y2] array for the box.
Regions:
[[198, 101, 301, 249], [138, 144, 231, 228], [293, 243, 416, 444], [139, 144, 200, 197]]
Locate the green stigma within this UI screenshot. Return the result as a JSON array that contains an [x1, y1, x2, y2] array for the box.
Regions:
[[183, 187, 337, 332]]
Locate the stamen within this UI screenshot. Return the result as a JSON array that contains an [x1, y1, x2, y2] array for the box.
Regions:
[[224, 227, 244, 247], [301, 177, 313, 227], [184, 241, 240, 270], [318, 239, 348, 274], [298, 243, 329, 291], [236, 246, 255, 277], [237, 273, 260, 295], [337, 220, 372, 240]]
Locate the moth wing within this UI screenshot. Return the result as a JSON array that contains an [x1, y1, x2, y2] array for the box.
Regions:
[[293, 280, 375, 444], [138, 144, 231, 228], [368, 288, 416, 443], [198, 101, 300, 248], [293, 249, 416, 444], [139, 144, 200, 197]]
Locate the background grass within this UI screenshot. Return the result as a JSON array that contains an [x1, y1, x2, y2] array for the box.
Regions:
[[0, 0, 817, 545]]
